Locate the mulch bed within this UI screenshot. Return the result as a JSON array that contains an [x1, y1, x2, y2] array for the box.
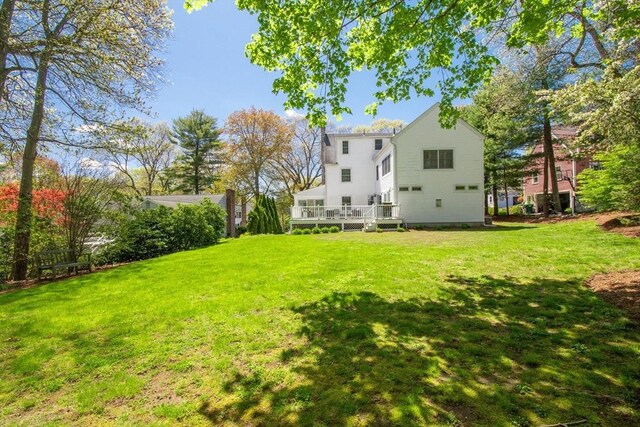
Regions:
[[496, 211, 640, 238], [586, 271, 640, 325]]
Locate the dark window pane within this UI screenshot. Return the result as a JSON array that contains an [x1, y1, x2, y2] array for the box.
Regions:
[[439, 149, 454, 169], [423, 150, 438, 169]]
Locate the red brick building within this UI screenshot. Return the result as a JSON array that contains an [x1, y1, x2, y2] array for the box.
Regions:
[[523, 128, 592, 213]]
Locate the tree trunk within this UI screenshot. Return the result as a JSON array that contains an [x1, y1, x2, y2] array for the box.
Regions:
[[504, 179, 509, 215], [193, 141, 200, 194], [541, 78, 561, 214], [492, 179, 499, 217], [543, 144, 549, 217], [0, 0, 16, 102], [12, 54, 49, 280], [254, 170, 260, 198]]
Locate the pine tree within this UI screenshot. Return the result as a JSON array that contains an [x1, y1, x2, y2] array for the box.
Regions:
[[170, 110, 222, 194]]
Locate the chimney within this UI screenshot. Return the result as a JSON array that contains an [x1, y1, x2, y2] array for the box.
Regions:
[[225, 188, 236, 238]]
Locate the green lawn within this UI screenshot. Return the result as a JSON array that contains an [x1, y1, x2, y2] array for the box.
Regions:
[[1, 220, 639, 426]]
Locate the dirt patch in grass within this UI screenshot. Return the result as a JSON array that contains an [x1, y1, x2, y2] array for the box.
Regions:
[[587, 270, 640, 325], [496, 211, 640, 238]]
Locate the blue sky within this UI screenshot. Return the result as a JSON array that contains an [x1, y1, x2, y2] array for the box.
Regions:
[[149, 0, 443, 128]]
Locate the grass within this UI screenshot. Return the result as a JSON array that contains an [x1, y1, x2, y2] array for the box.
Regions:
[[1, 220, 640, 426]]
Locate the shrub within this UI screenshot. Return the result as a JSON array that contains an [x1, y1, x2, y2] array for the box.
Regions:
[[302, 228, 312, 235], [101, 206, 174, 262], [460, 223, 471, 229], [0, 219, 65, 282], [320, 227, 330, 233], [376, 227, 384, 233], [247, 195, 282, 234], [102, 200, 226, 264], [311, 226, 321, 234], [396, 227, 406, 232], [414, 225, 425, 230], [491, 205, 523, 216], [236, 225, 248, 236], [291, 228, 303, 235], [329, 226, 340, 233]]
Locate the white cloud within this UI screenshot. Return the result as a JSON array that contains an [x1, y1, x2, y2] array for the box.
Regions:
[[79, 157, 105, 170], [284, 109, 305, 120]]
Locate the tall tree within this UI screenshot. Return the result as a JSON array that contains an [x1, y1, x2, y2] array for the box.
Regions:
[[272, 117, 322, 200], [59, 154, 126, 263], [461, 68, 540, 215], [8, 0, 171, 280], [170, 110, 222, 195], [101, 121, 176, 196], [223, 107, 293, 199], [185, 0, 639, 126]]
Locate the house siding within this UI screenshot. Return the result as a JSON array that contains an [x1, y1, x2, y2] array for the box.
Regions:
[[393, 107, 484, 224]]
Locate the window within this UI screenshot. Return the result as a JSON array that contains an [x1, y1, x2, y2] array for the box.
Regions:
[[455, 185, 466, 191], [439, 149, 454, 169], [423, 150, 438, 169], [467, 185, 479, 191], [374, 139, 383, 150], [411, 186, 422, 192], [382, 155, 391, 176], [435, 199, 442, 207], [555, 166, 563, 181], [298, 199, 323, 207], [341, 168, 351, 182], [423, 149, 453, 169], [342, 140, 349, 154], [341, 196, 351, 206], [376, 165, 379, 181], [532, 173, 539, 184], [399, 186, 409, 192]]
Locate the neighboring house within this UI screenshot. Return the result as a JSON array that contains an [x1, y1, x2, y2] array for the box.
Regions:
[[522, 128, 593, 213], [291, 104, 485, 230], [487, 191, 521, 210], [142, 194, 251, 228]]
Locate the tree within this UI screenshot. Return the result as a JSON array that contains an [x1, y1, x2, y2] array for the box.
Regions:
[[460, 68, 540, 215], [59, 155, 126, 263], [247, 194, 282, 235], [577, 144, 640, 212], [271, 117, 323, 201], [185, 0, 639, 126], [352, 118, 406, 134], [223, 107, 293, 199], [101, 121, 176, 196], [6, 0, 171, 280], [170, 110, 222, 195]]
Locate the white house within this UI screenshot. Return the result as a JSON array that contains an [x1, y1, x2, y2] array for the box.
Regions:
[[291, 104, 485, 230]]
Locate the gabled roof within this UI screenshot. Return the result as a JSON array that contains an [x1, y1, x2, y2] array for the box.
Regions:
[[144, 194, 225, 209], [294, 185, 326, 198], [551, 127, 577, 140], [392, 103, 485, 140]]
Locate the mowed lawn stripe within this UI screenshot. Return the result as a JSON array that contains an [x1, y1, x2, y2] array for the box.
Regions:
[[1, 220, 639, 426]]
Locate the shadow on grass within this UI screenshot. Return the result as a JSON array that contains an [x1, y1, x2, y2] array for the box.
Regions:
[[199, 275, 640, 426]]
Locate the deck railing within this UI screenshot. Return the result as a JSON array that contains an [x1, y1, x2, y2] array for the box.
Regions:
[[291, 204, 400, 220]]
